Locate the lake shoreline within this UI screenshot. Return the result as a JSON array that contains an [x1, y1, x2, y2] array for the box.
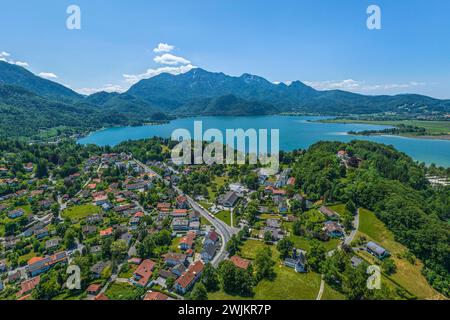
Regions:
[[314, 119, 450, 141], [77, 115, 450, 167]]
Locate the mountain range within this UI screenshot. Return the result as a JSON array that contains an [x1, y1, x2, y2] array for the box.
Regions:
[[0, 60, 449, 138]]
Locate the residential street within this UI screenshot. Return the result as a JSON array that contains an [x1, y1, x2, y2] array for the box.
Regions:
[[134, 158, 238, 267]]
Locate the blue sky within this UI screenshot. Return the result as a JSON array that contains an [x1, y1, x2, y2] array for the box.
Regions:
[[1, 0, 449, 98]]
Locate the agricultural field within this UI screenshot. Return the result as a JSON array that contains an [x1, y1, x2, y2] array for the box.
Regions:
[[354, 208, 441, 299]]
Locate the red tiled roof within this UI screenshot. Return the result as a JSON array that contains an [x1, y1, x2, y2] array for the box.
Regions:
[[230, 256, 251, 270], [287, 177, 296, 186], [172, 209, 188, 214], [87, 283, 102, 294], [99, 227, 113, 237], [157, 203, 171, 209], [207, 231, 219, 242], [17, 294, 31, 301], [175, 261, 204, 289], [134, 211, 144, 218], [94, 293, 109, 300], [18, 276, 40, 296], [134, 259, 156, 287], [272, 189, 286, 195], [27, 257, 44, 265], [144, 291, 169, 301]]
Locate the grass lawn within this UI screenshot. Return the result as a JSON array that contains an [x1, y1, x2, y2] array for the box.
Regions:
[[322, 283, 346, 300], [259, 213, 280, 220], [17, 250, 37, 265], [200, 216, 212, 226], [216, 210, 232, 227], [52, 290, 87, 300], [207, 176, 228, 201], [104, 282, 144, 300], [284, 221, 340, 252], [328, 204, 346, 216], [62, 204, 101, 221], [253, 266, 321, 300], [170, 236, 182, 253], [118, 265, 137, 279], [198, 201, 212, 210], [209, 265, 322, 300], [355, 208, 441, 299], [287, 234, 340, 252], [239, 240, 279, 260]]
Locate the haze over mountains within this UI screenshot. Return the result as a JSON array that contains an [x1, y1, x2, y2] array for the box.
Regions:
[[0, 60, 449, 137]]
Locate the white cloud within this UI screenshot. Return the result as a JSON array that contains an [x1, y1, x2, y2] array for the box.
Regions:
[[15, 61, 29, 67], [153, 43, 175, 53], [304, 79, 426, 93], [38, 72, 58, 79], [75, 84, 126, 95], [0, 51, 29, 68], [123, 64, 196, 85], [154, 53, 191, 65]]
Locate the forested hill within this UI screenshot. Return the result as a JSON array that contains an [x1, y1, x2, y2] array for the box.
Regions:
[[0, 61, 81, 102], [293, 140, 450, 296], [0, 84, 169, 139], [1, 61, 450, 138]]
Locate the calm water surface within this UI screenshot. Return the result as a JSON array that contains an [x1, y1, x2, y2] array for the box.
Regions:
[[78, 116, 450, 167]]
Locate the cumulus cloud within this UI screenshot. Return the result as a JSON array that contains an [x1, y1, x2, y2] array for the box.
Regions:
[[153, 43, 175, 53], [15, 61, 29, 67], [123, 64, 196, 85], [0, 51, 29, 68], [304, 79, 426, 93], [38, 72, 58, 79], [154, 53, 191, 65], [75, 84, 126, 95]]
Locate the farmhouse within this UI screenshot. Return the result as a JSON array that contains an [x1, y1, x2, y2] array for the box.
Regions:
[[319, 206, 339, 219], [218, 191, 239, 208], [366, 241, 390, 259], [284, 249, 307, 273]]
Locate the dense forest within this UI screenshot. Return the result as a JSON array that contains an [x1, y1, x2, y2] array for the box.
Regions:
[[293, 140, 450, 295]]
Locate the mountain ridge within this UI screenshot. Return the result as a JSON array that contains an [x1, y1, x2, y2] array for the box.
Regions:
[[0, 61, 449, 138]]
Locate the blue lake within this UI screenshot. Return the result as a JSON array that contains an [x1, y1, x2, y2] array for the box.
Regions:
[[78, 116, 450, 167]]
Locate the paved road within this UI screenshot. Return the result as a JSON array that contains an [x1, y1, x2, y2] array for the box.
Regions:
[[184, 195, 235, 267], [320, 208, 360, 299], [134, 159, 237, 267], [316, 275, 325, 300], [344, 208, 360, 246]]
